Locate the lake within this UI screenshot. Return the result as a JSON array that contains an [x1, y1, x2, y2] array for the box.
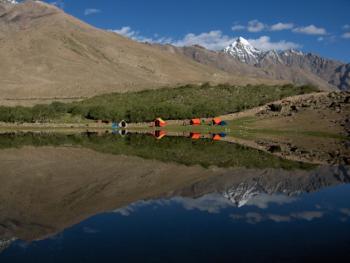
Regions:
[[0, 132, 349, 262]]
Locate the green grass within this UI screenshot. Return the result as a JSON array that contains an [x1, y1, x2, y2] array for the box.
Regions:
[[0, 83, 319, 123], [0, 132, 316, 170]]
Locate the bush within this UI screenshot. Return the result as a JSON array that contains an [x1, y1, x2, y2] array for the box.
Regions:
[[0, 84, 319, 123]]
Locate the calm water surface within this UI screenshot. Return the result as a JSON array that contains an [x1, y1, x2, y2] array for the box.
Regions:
[[0, 132, 349, 262]]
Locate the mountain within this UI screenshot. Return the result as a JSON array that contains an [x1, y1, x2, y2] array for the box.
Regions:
[[0, 1, 270, 104], [0, 238, 16, 254], [222, 37, 349, 91], [0, 1, 347, 105], [223, 37, 262, 64], [0, 143, 349, 242], [176, 166, 350, 208], [330, 64, 350, 91], [155, 37, 349, 91], [155, 43, 338, 91]]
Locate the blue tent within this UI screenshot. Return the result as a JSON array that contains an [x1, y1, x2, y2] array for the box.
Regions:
[[112, 122, 119, 129]]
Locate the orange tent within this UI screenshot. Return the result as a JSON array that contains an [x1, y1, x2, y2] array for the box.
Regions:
[[154, 130, 167, 140], [190, 132, 201, 140], [190, 119, 201, 126], [212, 117, 222, 125], [155, 118, 167, 127], [212, 134, 222, 141]]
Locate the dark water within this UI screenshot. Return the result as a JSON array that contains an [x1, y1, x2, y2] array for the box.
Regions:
[[2, 185, 350, 262], [0, 132, 349, 262]]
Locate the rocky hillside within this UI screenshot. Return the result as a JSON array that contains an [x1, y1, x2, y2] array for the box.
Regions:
[[330, 64, 350, 91], [224, 37, 349, 91], [155, 45, 335, 91], [157, 37, 349, 91]]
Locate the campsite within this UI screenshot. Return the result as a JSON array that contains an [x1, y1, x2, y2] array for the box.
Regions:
[[0, 0, 349, 262]]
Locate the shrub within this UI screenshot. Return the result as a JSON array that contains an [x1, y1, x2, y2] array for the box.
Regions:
[[0, 84, 319, 123]]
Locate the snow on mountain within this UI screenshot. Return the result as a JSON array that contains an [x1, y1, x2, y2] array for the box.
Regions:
[[222, 180, 300, 208], [223, 37, 305, 66], [223, 181, 264, 207], [281, 49, 304, 57], [0, 238, 16, 254], [223, 37, 262, 64]]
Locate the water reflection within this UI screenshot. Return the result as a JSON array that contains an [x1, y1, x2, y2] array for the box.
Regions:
[[0, 132, 317, 169], [1, 183, 350, 262], [0, 132, 349, 262]]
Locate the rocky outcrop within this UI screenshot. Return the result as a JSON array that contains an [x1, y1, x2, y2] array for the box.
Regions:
[[331, 64, 350, 91], [257, 91, 350, 118]]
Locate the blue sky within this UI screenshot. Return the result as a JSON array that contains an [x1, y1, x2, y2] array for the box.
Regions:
[[47, 0, 350, 62]]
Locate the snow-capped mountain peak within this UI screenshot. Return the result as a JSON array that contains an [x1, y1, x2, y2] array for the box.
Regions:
[[223, 181, 263, 207], [223, 37, 309, 67], [223, 37, 262, 64], [236, 36, 251, 46]]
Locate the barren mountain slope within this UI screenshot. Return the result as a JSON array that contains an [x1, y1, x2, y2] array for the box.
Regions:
[[0, 1, 270, 101]]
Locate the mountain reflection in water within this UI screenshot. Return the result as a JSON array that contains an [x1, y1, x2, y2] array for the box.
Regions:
[[0, 132, 349, 262]]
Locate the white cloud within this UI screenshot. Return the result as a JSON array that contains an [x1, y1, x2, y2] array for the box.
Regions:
[[84, 8, 101, 16], [111, 27, 300, 51], [50, 0, 64, 9], [231, 24, 246, 31], [340, 208, 350, 216], [172, 30, 235, 50], [343, 24, 350, 30], [111, 26, 172, 44], [247, 20, 266, 32], [244, 193, 297, 209], [172, 195, 234, 214], [293, 25, 327, 35], [114, 194, 234, 216], [231, 210, 325, 224], [291, 211, 324, 221], [232, 21, 295, 32], [83, 227, 99, 234], [342, 32, 350, 39], [231, 21, 330, 37], [112, 26, 137, 38], [248, 36, 301, 51], [173, 32, 300, 51], [267, 214, 291, 222], [270, 22, 294, 31]]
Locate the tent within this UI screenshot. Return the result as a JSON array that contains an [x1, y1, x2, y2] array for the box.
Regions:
[[190, 119, 201, 126], [119, 120, 128, 128], [111, 122, 119, 129], [154, 130, 167, 140], [119, 129, 128, 137], [212, 117, 222, 126], [155, 118, 167, 127], [212, 134, 222, 141], [190, 132, 201, 140]]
